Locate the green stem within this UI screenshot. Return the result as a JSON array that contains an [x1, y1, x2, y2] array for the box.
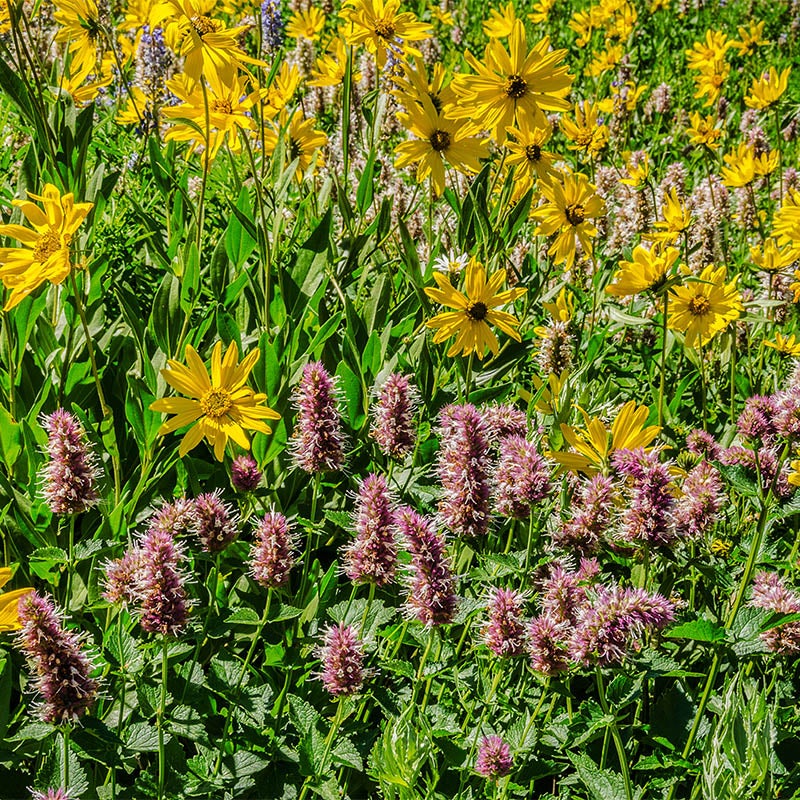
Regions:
[[298, 700, 346, 800], [658, 292, 668, 428], [62, 726, 70, 791], [157, 637, 169, 800], [64, 515, 76, 610], [595, 667, 633, 800]]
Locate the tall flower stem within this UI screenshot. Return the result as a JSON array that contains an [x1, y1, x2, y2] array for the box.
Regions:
[[64, 515, 76, 610], [595, 667, 633, 800], [297, 473, 323, 617], [298, 700, 346, 800], [62, 726, 70, 791], [157, 637, 169, 800], [68, 271, 121, 505], [464, 352, 475, 400], [658, 292, 668, 428]]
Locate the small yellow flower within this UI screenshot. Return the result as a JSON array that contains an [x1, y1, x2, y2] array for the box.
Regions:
[[531, 370, 568, 414], [505, 118, 559, 197], [692, 61, 730, 107], [710, 538, 732, 556], [263, 110, 329, 182], [527, 0, 555, 23], [482, 1, 517, 38], [668, 265, 743, 348], [789, 460, 800, 488], [0, 184, 93, 310], [685, 29, 731, 72], [744, 67, 790, 110], [309, 37, 359, 87], [549, 400, 660, 475], [286, 6, 326, 40], [647, 188, 692, 244], [0, 567, 33, 633], [606, 245, 680, 298], [54, 0, 104, 73], [620, 152, 650, 188], [561, 100, 609, 160], [750, 239, 795, 272], [765, 332, 800, 356], [543, 287, 574, 323], [686, 111, 723, 150], [731, 20, 767, 55], [150, 341, 280, 461], [424, 258, 527, 359]]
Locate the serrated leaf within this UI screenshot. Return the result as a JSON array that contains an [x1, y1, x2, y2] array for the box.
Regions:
[[569, 751, 628, 800], [665, 618, 727, 643], [332, 735, 363, 770]]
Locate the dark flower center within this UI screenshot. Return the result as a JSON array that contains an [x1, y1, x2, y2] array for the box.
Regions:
[[191, 15, 218, 37], [211, 99, 232, 114], [374, 20, 395, 40], [467, 301, 488, 321], [33, 229, 62, 262], [504, 74, 528, 99], [525, 144, 541, 162], [201, 388, 233, 418], [565, 203, 586, 226], [429, 129, 451, 152], [687, 295, 711, 316], [289, 138, 303, 160]]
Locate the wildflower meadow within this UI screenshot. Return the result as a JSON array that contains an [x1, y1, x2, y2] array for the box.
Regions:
[[1, 0, 800, 797]]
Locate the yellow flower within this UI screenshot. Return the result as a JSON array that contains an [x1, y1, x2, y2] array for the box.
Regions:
[[286, 6, 326, 40], [505, 118, 559, 197], [598, 81, 647, 115], [54, 0, 104, 73], [395, 95, 488, 196], [668, 264, 743, 348], [0, 184, 93, 310], [744, 67, 790, 110], [150, 341, 280, 461], [424, 258, 527, 359], [450, 20, 572, 143], [685, 29, 731, 72], [731, 20, 767, 56], [531, 369, 568, 414], [263, 110, 328, 181], [483, 1, 517, 39], [620, 152, 650, 188], [692, 61, 729, 107], [606, 245, 680, 298], [0, 567, 33, 633], [341, 0, 432, 69], [393, 58, 456, 115], [588, 44, 623, 78], [560, 100, 609, 160], [151, 0, 265, 85], [259, 62, 302, 117], [54, 55, 114, 106], [527, 0, 555, 23], [750, 239, 795, 272], [431, 6, 454, 25], [720, 142, 758, 188], [774, 190, 800, 254], [549, 400, 660, 475], [309, 37, 360, 87], [765, 332, 800, 356], [543, 287, 574, 323], [686, 111, 723, 150], [647, 188, 692, 244], [532, 171, 605, 268], [163, 72, 257, 161]]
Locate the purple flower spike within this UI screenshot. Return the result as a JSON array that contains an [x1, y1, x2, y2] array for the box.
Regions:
[[41, 409, 99, 515], [370, 373, 419, 459], [482, 403, 527, 444], [231, 454, 262, 492], [475, 735, 514, 780], [29, 790, 72, 800], [317, 623, 365, 697], [674, 461, 723, 539], [16, 592, 98, 723], [493, 435, 551, 518], [138, 527, 189, 637], [291, 361, 347, 473], [194, 491, 239, 552], [527, 614, 572, 675], [342, 474, 397, 587], [553, 474, 616, 554], [437, 404, 491, 538], [250, 511, 296, 589], [482, 587, 527, 657]]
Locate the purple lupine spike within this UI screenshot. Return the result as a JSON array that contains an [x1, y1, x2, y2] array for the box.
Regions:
[[493, 435, 551, 518], [553, 474, 616, 554], [526, 614, 572, 675], [482, 403, 527, 444], [396, 507, 457, 626], [437, 404, 491, 538], [475, 735, 514, 780], [316, 623, 365, 696], [16, 592, 98, 723], [569, 585, 675, 666], [482, 587, 527, 657], [231, 454, 263, 492], [612, 448, 676, 547], [194, 491, 239, 552], [674, 461, 723, 539], [41, 409, 99, 515], [342, 474, 397, 587], [291, 361, 347, 473], [250, 511, 296, 589], [370, 373, 419, 459], [137, 526, 189, 637]]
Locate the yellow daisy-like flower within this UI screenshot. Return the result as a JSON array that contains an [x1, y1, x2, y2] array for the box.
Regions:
[[532, 171, 605, 268], [0, 567, 33, 633], [424, 258, 527, 359], [686, 111, 723, 150], [450, 20, 572, 143], [531, 369, 568, 415], [765, 332, 800, 357], [560, 100, 609, 160], [263, 110, 329, 181], [549, 400, 660, 475], [620, 152, 650, 188], [668, 264, 743, 348], [483, 1, 517, 39], [341, 0, 432, 69], [542, 286, 574, 323], [395, 95, 488, 197], [393, 58, 456, 115], [309, 37, 360, 87], [151, 0, 266, 85], [286, 6, 326, 40], [150, 341, 280, 461], [647, 188, 693, 244], [54, 0, 104, 73], [750, 239, 795, 273], [505, 118, 559, 197], [606, 245, 680, 298], [685, 29, 731, 72], [0, 184, 93, 311], [732, 20, 767, 55], [597, 81, 648, 115], [774, 190, 800, 255], [692, 61, 729, 107], [745, 67, 790, 110], [528, 0, 556, 23], [588, 44, 623, 78]]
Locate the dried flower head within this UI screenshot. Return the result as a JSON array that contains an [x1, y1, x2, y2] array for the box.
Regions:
[[41, 409, 99, 515]]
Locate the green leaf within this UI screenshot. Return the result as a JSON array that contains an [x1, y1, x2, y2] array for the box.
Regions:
[[665, 618, 727, 643], [332, 735, 363, 771], [335, 360, 364, 429], [124, 722, 162, 752], [569, 751, 628, 800], [28, 546, 68, 584]]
